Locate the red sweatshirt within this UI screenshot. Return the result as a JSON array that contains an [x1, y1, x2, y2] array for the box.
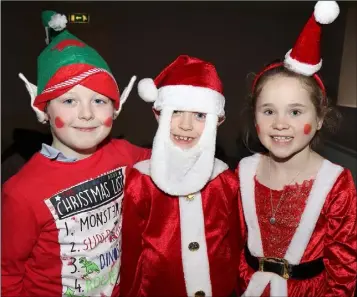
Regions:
[[1, 138, 150, 297]]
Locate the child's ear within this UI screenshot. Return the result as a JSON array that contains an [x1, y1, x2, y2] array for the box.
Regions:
[[152, 108, 160, 122], [217, 116, 225, 126]]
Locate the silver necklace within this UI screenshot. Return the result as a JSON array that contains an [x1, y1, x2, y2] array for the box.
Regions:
[[268, 156, 303, 224]]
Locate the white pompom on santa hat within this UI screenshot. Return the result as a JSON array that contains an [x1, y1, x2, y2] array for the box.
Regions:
[[284, 1, 340, 76], [137, 55, 225, 117]]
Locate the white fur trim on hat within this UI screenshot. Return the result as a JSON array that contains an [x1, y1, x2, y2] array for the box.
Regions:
[[284, 49, 322, 76], [154, 85, 225, 117], [137, 78, 158, 102], [314, 1, 340, 25]]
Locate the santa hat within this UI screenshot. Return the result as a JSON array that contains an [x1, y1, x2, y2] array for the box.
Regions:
[[284, 1, 340, 76], [253, 1, 340, 93], [137, 55, 225, 117], [19, 10, 136, 123]]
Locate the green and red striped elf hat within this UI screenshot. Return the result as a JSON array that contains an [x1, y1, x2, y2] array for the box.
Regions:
[[19, 10, 136, 123]]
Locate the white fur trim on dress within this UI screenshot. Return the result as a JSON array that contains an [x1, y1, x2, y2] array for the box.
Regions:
[[148, 85, 225, 117], [239, 154, 343, 297], [239, 154, 264, 257], [134, 160, 151, 174], [285, 159, 343, 264], [284, 49, 322, 76], [179, 192, 212, 297], [211, 158, 228, 180]]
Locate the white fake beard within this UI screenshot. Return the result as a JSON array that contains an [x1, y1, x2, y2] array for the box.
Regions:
[[150, 108, 218, 196]]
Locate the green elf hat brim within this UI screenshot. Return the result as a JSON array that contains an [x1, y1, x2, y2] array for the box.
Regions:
[[34, 63, 120, 111]]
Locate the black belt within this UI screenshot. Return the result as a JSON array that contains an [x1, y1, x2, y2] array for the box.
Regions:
[[245, 245, 325, 280], [193, 290, 237, 297]]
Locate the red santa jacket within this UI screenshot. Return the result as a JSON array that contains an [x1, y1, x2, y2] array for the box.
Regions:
[[120, 158, 240, 297]]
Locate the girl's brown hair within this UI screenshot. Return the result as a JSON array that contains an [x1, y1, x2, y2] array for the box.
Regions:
[[241, 62, 341, 153]]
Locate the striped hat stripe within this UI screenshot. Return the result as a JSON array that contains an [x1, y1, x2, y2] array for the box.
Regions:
[[42, 68, 118, 94]]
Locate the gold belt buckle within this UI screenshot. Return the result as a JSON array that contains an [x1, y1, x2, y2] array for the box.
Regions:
[[258, 257, 290, 279]]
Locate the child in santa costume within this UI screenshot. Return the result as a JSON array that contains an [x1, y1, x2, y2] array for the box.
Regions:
[[1, 11, 150, 297], [119, 55, 240, 297], [236, 2, 357, 297]]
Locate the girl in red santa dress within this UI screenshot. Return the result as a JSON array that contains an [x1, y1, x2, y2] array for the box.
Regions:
[[236, 1, 357, 297]]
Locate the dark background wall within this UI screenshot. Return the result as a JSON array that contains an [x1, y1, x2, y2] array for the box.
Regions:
[[2, 1, 355, 182]]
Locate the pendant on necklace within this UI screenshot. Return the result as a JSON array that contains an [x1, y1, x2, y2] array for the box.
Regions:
[[270, 217, 276, 224]]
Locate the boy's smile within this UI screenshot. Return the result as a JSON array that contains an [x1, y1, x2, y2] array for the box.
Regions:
[[171, 134, 197, 146], [169, 111, 206, 149], [73, 126, 98, 132], [46, 84, 115, 159]]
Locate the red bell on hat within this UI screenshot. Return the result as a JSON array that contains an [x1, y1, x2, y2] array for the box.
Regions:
[[284, 1, 340, 76]]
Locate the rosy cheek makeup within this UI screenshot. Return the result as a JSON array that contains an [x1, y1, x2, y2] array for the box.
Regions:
[[54, 117, 65, 128], [304, 123, 312, 135], [104, 117, 113, 127]]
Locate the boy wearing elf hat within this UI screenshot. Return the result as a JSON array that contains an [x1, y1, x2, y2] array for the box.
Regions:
[[119, 55, 240, 297], [2, 11, 150, 297], [236, 2, 357, 297]]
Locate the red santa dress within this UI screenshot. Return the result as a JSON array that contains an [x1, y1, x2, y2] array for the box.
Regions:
[[236, 153, 357, 297]]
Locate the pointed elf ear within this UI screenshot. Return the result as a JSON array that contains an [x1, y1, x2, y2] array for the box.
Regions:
[[113, 75, 137, 119], [18, 73, 48, 124]]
